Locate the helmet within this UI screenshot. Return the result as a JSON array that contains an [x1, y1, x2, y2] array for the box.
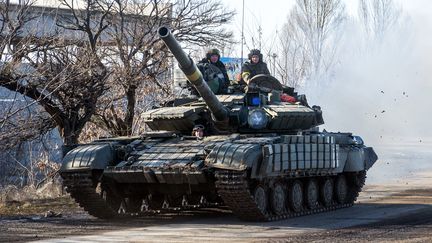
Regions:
[[248, 49, 263, 61], [206, 48, 221, 60]]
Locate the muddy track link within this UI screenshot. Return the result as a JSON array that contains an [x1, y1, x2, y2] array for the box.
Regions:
[[62, 171, 118, 219], [215, 170, 365, 221]]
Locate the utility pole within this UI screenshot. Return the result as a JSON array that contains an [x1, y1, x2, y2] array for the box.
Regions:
[[241, 0, 245, 62]]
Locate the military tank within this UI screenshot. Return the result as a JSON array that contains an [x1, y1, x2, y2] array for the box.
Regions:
[[59, 26, 378, 221]]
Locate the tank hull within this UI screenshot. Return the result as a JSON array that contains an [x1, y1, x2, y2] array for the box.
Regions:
[[60, 132, 377, 221]]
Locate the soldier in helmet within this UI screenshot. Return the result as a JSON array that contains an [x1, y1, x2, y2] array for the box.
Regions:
[[241, 49, 270, 84], [198, 48, 230, 94]]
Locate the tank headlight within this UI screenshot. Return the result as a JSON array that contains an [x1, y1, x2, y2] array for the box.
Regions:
[[248, 109, 268, 129]]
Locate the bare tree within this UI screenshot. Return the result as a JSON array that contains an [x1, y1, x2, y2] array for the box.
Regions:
[[0, 0, 235, 145], [0, 0, 108, 144], [0, 1, 57, 149], [358, 0, 401, 42], [274, 0, 345, 89], [275, 19, 310, 88], [291, 0, 345, 79], [171, 0, 235, 46], [84, 0, 236, 137], [0, 97, 54, 151], [0, 89, 60, 188], [0, 0, 110, 145]]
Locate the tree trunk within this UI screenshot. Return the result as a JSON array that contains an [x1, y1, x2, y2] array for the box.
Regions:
[[60, 120, 81, 145], [124, 86, 136, 136]]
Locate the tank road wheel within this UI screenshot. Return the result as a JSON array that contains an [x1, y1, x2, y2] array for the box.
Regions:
[[188, 195, 203, 207], [141, 198, 150, 212], [98, 185, 122, 215], [288, 180, 303, 212], [181, 195, 190, 207], [162, 198, 170, 209], [320, 178, 334, 207], [148, 194, 164, 210], [125, 197, 143, 214], [270, 183, 286, 215], [305, 179, 319, 209], [167, 195, 183, 208], [254, 185, 268, 213], [335, 175, 348, 204]]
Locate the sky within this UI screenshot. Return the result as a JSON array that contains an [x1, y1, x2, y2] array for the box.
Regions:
[[221, 0, 432, 57], [220, 0, 295, 57]]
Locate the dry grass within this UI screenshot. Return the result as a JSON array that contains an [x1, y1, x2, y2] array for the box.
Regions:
[[0, 196, 79, 217], [0, 179, 80, 217], [0, 179, 63, 201]]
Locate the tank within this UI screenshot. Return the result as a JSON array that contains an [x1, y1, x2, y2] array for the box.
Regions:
[[59, 27, 378, 221]]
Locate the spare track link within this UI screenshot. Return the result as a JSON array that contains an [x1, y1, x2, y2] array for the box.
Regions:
[[215, 170, 364, 222], [62, 171, 118, 219]]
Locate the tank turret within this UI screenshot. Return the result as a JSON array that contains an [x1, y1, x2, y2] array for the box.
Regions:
[[149, 26, 323, 135]]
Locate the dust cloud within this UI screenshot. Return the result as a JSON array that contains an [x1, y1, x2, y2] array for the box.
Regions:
[[305, 3, 432, 147]]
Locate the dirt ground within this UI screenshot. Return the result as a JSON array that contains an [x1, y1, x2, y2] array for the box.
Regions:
[[1, 179, 432, 243]]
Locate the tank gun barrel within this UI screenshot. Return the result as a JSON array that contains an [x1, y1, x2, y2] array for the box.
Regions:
[[158, 26, 228, 122]]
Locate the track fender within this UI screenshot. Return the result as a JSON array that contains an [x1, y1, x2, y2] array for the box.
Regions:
[[205, 142, 262, 175], [60, 143, 117, 172], [344, 146, 378, 172]]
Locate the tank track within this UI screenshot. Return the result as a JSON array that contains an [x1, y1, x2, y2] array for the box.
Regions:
[[215, 170, 366, 221], [63, 169, 366, 221], [62, 171, 219, 218], [62, 171, 119, 219]]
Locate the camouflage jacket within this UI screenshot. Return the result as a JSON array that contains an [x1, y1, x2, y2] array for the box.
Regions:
[[241, 61, 270, 83], [198, 58, 230, 86]]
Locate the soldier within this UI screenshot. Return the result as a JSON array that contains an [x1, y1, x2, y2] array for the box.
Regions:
[[241, 49, 270, 84], [198, 49, 230, 94]]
